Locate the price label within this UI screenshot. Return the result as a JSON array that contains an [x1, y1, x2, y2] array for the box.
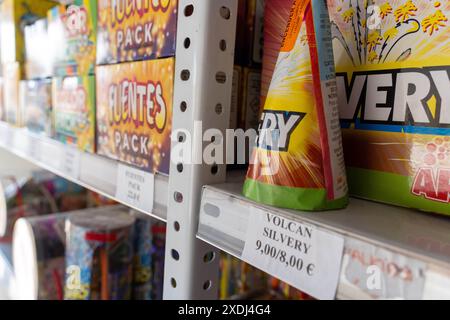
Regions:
[[115, 164, 154, 213], [61, 148, 81, 180], [242, 207, 344, 300]]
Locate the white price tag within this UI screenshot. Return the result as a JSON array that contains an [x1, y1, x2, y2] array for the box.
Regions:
[[242, 207, 344, 300], [60, 148, 81, 180], [115, 164, 154, 213]]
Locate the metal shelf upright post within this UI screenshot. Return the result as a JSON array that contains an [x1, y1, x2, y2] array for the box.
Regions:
[[163, 0, 238, 299]]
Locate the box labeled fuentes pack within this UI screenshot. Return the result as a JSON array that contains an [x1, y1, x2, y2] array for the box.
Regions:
[[328, 0, 450, 215], [0, 0, 57, 64], [96, 0, 178, 65], [53, 76, 96, 153], [48, 0, 97, 76], [96, 59, 174, 175]]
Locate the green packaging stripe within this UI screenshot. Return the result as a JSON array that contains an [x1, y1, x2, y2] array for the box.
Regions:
[[347, 167, 450, 216], [243, 179, 349, 212]]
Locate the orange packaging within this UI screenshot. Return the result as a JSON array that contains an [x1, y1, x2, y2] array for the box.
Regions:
[[96, 59, 174, 175], [261, 0, 294, 106], [96, 0, 178, 65]]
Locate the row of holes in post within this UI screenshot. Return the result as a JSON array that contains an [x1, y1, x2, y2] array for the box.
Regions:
[[170, 3, 231, 293]]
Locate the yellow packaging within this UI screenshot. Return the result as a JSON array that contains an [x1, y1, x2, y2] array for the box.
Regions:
[[96, 59, 174, 174], [0, 0, 57, 64], [96, 0, 178, 65], [244, 0, 348, 211], [329, 0, 450, 215]]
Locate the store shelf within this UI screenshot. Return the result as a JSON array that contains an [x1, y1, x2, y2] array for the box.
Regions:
[[198, 175, 450, 300], [0, 122, 168, 222]]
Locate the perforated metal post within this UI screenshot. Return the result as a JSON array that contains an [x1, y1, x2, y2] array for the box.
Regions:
[[163, 0, 238, 299]]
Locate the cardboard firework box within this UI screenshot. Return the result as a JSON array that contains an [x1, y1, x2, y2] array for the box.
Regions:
[[47, 0, 97, 76], [96, 0, 178, 65], [53, 76, 96, 153], [96, 58, 174, 175], [0, 0, 57, 64], [328, 0, 450, 215]]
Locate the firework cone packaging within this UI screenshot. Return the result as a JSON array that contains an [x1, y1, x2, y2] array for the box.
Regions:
[[244, 0, 349, 211], [64, 208, 135, 300], [261, 0, 295, 106], [13, 213, 69, 300], [329, 0, 450, 215]]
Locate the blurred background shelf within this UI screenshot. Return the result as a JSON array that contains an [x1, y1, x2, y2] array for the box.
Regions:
[[198, 176, 450, 300], [0, 122, 168, 222]]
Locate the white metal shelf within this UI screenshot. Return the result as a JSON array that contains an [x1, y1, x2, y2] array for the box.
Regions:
[[198, 174, 450, 300], [0, 122, 168, 222]]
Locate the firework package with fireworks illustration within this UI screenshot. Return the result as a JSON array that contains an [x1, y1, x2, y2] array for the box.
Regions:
[[244, 0, 349, 211], [329, 0, 450, 215], [96, 0, 177, 65], [47, 0, 97, 77], [96, 59, 174, 175], [53, 75, 96, 153]]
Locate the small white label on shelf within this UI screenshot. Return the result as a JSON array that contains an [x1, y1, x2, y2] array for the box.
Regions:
[[115, 164, 154, 213], [242, 207, 344, 300], [61, 148, 81, 180], [341, 238, 426, 300]]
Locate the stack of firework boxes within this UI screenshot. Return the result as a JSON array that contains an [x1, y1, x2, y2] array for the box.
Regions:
[[0, 0, 178, 176], [95, 0, 177, 175]]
